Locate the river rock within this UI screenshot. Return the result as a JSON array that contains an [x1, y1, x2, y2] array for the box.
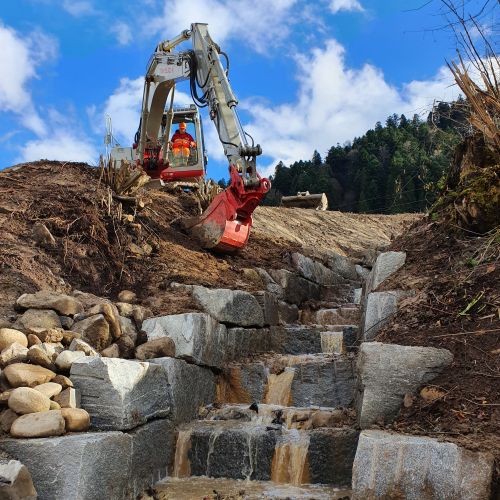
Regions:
[[29, 327, 64, 343], [0, 342, 28, 366], [0, 409, 18, 433], [26, 345, 55, 370], [53, 387, 80, 409], [135, 338, 175, 361], [191, 286, 265, 327], [143, 313, 229, 369], [60, 407, 90, 431], [60, 330, 81, 346], [8, 387, 51, 414], [55, 350, 86, 371], [16, 291, 83, 316], [101, 343, 120, 357], [49, 400, 60, 410], [52, 374, 73, 389], [0, 328, 28, 351], [27, 334, 42, 347], [15, 309, 61, 332], [0, 390, 12, 404], [87, 303, 122, 339], [59, 316, 74, 330], [4, 363, 56, 388], [116, 335, 135, 358], [366, 251, 406, 292], [119, 316, 138, 343], [115, 302, 134, 317], [34, 382, 62, 399], [291, 252, 338, 286], [70, 357, 171, 430], [69, 338, 99, 356], [72, 314, 111, 351], [352, 430, 494, 500], [0, 458, 37, 499], [118, 290, 137, 303], [10, 410, 65, 438], [356, 342, 453, 428]]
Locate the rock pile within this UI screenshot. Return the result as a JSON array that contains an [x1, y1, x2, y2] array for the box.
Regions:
[[0, 288, 158, 439]]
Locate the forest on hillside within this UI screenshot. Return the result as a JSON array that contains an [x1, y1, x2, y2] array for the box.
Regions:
[[260, 100, 469, 214]]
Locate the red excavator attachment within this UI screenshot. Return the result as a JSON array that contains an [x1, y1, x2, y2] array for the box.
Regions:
[[182, 165, 270, 252]]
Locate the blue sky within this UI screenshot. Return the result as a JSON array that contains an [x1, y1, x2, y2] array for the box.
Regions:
[[0, 0, 496, 180]]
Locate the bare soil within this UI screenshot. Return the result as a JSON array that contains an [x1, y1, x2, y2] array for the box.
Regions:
[[376, 218, 499, 481], [0, 161, 415, 319]]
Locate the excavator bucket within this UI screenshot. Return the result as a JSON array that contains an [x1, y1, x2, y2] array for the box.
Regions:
[[182, 165, 270, 253]]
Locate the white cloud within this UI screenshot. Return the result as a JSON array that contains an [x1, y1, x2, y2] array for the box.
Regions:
[[241, 39, 458, 177], [329, 0, 364, 14], [62, 0, 96, 17], [19, 129, 98, 164], [0, 23, 58, 136], [111, 22, 132, 46], [149, 0, 298, 53]]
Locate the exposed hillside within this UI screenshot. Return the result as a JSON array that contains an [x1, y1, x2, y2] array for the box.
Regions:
[[0, 161, 417, 320]]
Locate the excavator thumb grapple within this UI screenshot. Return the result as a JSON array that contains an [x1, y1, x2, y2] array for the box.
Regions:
[[182, 165, 270, 252]]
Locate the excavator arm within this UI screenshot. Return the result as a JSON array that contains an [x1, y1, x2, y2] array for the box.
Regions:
[[134, 23, 270, 252], [182, 24, 270, 251]]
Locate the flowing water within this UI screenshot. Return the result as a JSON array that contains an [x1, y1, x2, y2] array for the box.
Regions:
[[155, 477, 351, 499], [264, 368, 295, 406], [271, 429, 311, 486], [172, 430, 192, 478]]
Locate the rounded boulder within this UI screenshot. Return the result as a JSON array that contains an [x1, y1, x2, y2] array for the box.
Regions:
[[8, 387, 51, 414], [60, 408, 90, 432], [0, 328, 28, 351], [10, 410, 65, 438]]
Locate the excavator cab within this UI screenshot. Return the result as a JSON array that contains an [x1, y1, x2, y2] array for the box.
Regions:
[[159, 105, 207, 184]]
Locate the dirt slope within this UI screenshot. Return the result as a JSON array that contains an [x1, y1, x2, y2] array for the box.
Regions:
[[377, 219, 499, 473], [253, 207, 419, 258], [0, 161, 416, 319]]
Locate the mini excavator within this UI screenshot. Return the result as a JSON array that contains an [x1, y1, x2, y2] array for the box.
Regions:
[[110, 23, 270, 252]]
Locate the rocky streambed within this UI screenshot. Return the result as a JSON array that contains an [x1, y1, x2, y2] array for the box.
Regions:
[[0, 250, 495, 499]]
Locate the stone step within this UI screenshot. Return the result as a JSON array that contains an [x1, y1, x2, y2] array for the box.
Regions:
[[300, 305, 361, 326], [155, 477, 351, 500], [271, 325, 356, 355], [171, 417, 359, 487], [216, 354, 356, 408], [1, 419, 175, 500]]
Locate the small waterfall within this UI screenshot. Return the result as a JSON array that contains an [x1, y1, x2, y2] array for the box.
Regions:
[[205, 427, 223, 477], [320, 331, 344, 354], [172, 430, 192, 478], [271, 430, 310, 486], [215, 367, 252, 403], [264, 367, 295, 406]]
